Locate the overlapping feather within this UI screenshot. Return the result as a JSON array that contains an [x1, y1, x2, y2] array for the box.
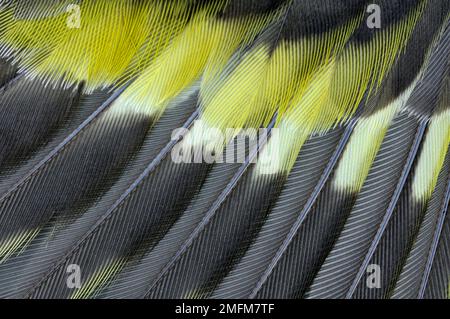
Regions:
[[0, 0, 449, 299]]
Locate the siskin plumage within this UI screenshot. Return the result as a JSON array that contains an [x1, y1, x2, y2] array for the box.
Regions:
[[0, 0, 449, 299]]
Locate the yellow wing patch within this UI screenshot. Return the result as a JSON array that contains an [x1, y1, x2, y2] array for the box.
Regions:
[[108, 2, 280, 121], [197, 3, 425, 175], [333, 103, 400, 193], [0, 0, 197, 92], [412, 110, 450, 202], [332, 76, 421, 192]]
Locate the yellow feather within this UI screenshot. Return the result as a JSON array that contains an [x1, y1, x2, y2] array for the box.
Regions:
[[116, 2, 281, 121], [333, 104, 400, 192], [257, 63, 335, 175], [333, 76, 420, 192], [313, 2, 425, 131], [0, 0, 195, 92], [412, 110, 450, 201]]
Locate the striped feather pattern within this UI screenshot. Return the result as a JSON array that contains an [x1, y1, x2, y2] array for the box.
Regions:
[[0, 0, 449, 299]]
